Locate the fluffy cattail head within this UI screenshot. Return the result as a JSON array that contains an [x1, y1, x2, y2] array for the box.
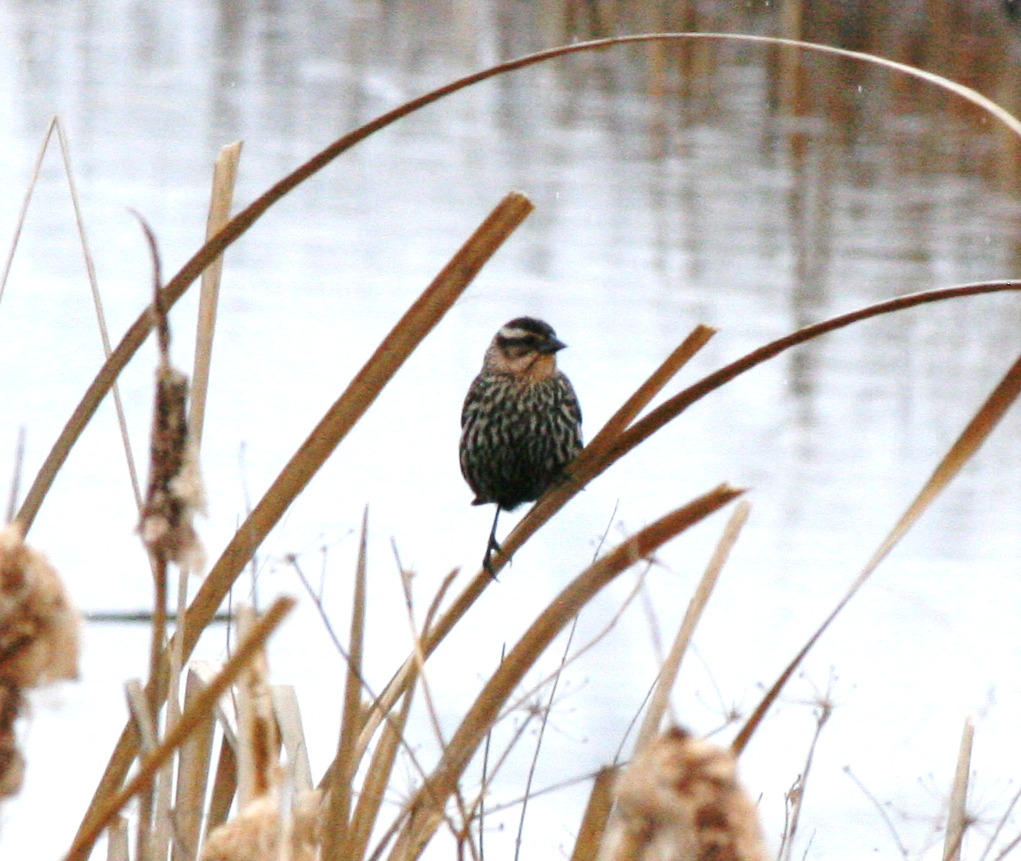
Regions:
[[0, 522, 80, 688], [606, 727, 768, 861]]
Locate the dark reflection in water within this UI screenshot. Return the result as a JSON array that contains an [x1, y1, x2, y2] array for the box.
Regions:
[[2, 2, 1021, 859]]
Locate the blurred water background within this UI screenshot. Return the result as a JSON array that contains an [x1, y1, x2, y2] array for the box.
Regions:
[[3, 1, 1021, 858]]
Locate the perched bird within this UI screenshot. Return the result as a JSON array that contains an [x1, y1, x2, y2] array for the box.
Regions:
[[460, 317, 583, 573]]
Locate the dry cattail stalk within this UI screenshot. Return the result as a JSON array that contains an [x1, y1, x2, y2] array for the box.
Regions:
[[134, 216, 206, 573], [0, 522, 80, 798], [236, 607, 283, 806], [603, 727, 768, 861], [200, 789, 323, 861]]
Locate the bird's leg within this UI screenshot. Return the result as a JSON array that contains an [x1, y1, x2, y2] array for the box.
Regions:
[[483, 507, 503, 577]]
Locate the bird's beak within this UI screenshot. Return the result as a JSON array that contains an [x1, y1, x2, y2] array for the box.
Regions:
[[542, 337, 567, 354]]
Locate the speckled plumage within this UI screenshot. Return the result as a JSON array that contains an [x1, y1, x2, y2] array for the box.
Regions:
[[460, 317, 583, 516]]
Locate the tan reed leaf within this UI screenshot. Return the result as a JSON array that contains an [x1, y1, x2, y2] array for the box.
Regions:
[[943, 717, 975, 861], [636, 499, 751, 753], [734, 347, 1021, 756], [235, 606, 282, 808], [64, 595, 296, 861], [171, 665, 220, 861], [321, 507, 370, 861], [71, 192, 533, 852], [191, 140, 243, 450], [388, 485, 743, 861], [570, 767, 619, 861]]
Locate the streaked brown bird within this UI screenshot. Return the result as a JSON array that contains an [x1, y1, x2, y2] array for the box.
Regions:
[[460, 317, 583, 573]]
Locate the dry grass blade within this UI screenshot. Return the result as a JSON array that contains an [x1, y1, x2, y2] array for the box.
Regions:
[[273, 685, 314, 792], [388, 485, 743, 861], [65, 595, 296, 861], [235, 606, 281, 807], [580, 325, 716, 461], [605, 282, 1021, 466], [191, 140, 243, 448], [56, 120, 144, 511], [944, 717, 975, 861], [5, 426, 25, 525], [733, 348, 1021, 755], [107, 816, 129, 861], [1, 116, 143, 508], [351, 688, 417, 861], [0, 116, 59, 308], [636, 499, 751, 753], [321, 507, 370, 861], [71, 191, 533, 849], [569, 767, 618, 861], [20, 28, 1021, 535], [172, 666, 219, 861], [355, 282, 1021, 781], [353, 326, 718, 758]]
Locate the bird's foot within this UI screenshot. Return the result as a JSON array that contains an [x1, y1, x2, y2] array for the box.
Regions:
[[483, 535, 506, 579]]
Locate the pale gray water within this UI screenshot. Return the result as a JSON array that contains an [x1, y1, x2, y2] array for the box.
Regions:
[[3, 2, 1021, 859]]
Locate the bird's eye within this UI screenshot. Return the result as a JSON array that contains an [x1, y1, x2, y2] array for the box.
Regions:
[[499, 335, 540, 351]]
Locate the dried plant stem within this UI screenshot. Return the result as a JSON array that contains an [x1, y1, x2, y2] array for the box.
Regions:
[[172, 666, 219, 861], [191, 141, 243, 448], [943, 717, 975, 861], [734, 348, 1021, 755], [843, 766, 909, 857], [778, 697, 832, 861], [353, 325, 716, 763], [72, 192, 533, 851], [388, 485, 743, 861], [1, 116, 143, 509], [5, 426, 25, 523], [321, 508, 370, 861], [20, 29, 1021, 535], [636, 499, 750, 753], [57, 120, 144, 512], [570, 768, 618, 861], [125, 680, 159, 861], [64, 595, 295, 861], [357, 281, 1021, 786]]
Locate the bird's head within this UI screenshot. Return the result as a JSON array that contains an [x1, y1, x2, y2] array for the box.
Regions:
[[484, 317, 567, 379]]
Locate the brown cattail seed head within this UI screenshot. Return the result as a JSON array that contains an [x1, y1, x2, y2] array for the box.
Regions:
[[200, 790, 323, 861], [139, 364, 206, 572], [0, 523, 81, 688], [0, 680, 25, 798], [607, 727, 768, 861]]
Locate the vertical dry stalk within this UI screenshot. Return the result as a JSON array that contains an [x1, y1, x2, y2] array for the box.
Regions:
[[201, 606, 322, 861], [133, 215, 206, 861], [388, 486, 743, 861], [734, 346, 1021, 756], [636, 500, 750, 753], [0, 680, 24, 799], [570, 768, 619, 861], [943, 717, 975, 861], [65, 596, 296, 861], [603, 727, 767, 861], [72, 193, 534, 854], [321, 508, 369, 861], [191, 140, 243, 448], [236, 606, 283, 807]]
